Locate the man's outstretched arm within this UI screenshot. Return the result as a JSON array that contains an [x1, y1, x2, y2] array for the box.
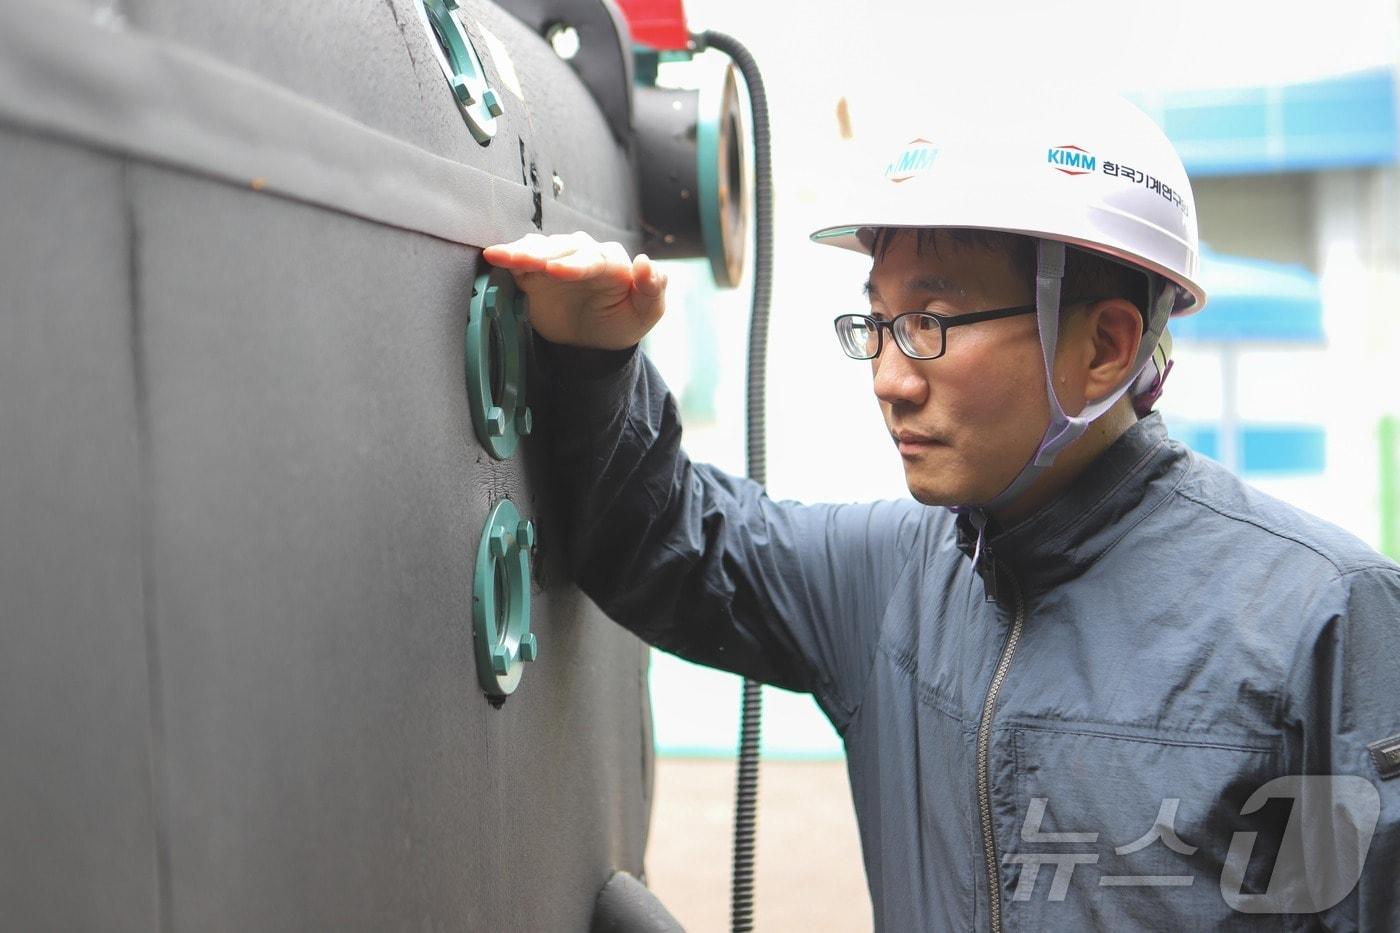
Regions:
[[487, 234, 926, 727]]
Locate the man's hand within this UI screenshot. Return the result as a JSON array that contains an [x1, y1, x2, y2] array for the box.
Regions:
[[483, 232, 668, 350]]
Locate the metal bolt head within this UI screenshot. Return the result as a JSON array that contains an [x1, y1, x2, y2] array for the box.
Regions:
[[485, 406, 506, 437], [489, 526, 509, 558], [482, 88, 503, 118], [490, 646, 511, 675], [450, 75, 475, 105], [516, 520, 536, 550], [519, 632, 538, 662], [516, 407, 533, 436]]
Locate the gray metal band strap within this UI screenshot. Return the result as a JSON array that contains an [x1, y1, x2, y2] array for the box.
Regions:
[[983, 239, 1171, 514]]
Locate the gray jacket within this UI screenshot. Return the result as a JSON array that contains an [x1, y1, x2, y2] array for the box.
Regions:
[[538, 339, 1400, 931]]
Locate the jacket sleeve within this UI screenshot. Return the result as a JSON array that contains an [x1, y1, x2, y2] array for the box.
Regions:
[[532, 335, 926, 730], [1280, 563, 1400, 928]]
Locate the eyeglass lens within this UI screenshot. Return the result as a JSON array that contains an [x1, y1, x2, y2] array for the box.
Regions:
[[896, 314, 944, 358], [839, 315, 945, 360]]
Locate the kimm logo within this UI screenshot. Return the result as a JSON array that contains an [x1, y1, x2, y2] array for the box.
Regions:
[[884, 139, 939, 183], [1048, 144, 1097, 175]]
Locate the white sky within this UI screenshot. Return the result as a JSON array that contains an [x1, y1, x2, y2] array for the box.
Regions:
[[684, 0, 1400, 95]]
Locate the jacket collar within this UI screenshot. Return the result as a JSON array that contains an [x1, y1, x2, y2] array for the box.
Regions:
[[954, 413, 1187, 598]]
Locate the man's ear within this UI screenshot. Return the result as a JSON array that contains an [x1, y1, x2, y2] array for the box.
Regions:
[[1083, 298, 1144, 403]]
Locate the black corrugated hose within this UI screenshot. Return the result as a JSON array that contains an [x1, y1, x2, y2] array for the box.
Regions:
[[692, 29, 772, 933]]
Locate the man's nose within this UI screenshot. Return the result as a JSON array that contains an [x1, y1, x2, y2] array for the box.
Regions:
[[871, 342, 929, 407]]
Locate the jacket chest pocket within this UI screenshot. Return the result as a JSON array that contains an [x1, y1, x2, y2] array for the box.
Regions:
[[994, 725, 1301, 931]]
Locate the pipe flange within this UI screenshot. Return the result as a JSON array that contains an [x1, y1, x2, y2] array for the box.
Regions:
[[634, 61, 749, 287], [697, 63, 748, 288], [473, 498, 537, 699], [466, 265, 531, 460], [417, 0, 501, 144]]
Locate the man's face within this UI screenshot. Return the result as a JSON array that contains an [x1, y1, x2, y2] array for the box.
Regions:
[[865, 231, 1054, 507]]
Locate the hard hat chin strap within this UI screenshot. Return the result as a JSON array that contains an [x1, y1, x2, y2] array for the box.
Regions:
[[979, 239, 1169, 515]]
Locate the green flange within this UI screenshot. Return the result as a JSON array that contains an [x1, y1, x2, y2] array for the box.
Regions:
[[466, 266, 531, 460], [418, 0, 501, 144], [473, 498, 537, 698]]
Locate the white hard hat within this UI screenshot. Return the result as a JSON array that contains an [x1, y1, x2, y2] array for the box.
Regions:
[[810, 87, 1206, 316], [811, 87, 1205, 512]]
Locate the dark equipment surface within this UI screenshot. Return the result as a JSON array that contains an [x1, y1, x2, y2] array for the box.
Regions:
[[495, 0, 637, 143], [591, 871, 686, 933], [633, 83, 708, 257], [0, 0, 663, 928]]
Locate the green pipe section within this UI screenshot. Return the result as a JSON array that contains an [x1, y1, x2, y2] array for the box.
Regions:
[[1381, 415, 1399, 561], [466, 267, 531, 460], [420, 0, 500, 143], [473, 498, 537, 700]]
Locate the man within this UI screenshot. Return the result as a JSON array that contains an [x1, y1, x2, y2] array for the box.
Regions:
[[484, 89, 1399, 930]]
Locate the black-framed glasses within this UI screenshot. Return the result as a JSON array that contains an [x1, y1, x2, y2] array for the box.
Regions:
[[833, 304, 1038, 361]]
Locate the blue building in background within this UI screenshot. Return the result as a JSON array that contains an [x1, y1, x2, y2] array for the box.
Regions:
[[1140, 68, 1400, 564]]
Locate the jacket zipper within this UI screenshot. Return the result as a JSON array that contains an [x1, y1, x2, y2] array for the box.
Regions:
[[976, 559, 1025, 933]]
